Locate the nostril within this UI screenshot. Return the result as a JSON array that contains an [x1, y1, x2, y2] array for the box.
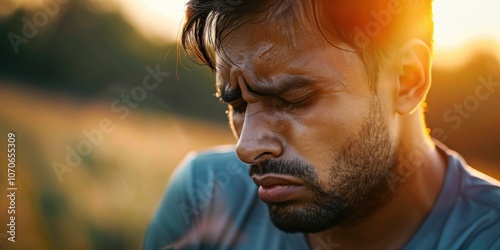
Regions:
[[254, 152, 274, 162]]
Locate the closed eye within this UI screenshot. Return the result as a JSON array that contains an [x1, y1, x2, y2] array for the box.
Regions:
[[274, 91, 315, 112], [273, 98, 307, 112]]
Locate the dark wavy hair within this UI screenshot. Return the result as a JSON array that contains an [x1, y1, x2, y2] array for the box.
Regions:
[[180, 0, 433, 87]]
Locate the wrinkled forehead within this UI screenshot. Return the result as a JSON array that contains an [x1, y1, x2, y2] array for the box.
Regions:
[[217, 27, 299, 68], [215, 0, 346, 71]]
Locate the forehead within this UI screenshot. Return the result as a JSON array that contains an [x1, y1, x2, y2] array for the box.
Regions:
[[215, 14, 358, 87], [214, 0, 361, 73]]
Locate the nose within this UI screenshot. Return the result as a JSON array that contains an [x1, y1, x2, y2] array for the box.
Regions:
[[235, 110, 283, 165]]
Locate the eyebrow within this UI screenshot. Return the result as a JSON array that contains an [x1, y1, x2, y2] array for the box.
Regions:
[[218, 75, 314, 103]]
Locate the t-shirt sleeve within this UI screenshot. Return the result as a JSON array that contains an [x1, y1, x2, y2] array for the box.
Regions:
[[143, 148, 257, 249], [490, 236, 500, 249], [143, 152, 200, 250]]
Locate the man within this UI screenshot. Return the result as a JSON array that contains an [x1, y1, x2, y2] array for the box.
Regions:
[[144, 0, 500, 249]]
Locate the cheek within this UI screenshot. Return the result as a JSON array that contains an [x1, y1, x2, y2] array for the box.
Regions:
[[288, 96, 371, 170]]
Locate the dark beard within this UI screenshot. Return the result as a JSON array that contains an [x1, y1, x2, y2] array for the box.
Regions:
[[248, 98, 399, 233]]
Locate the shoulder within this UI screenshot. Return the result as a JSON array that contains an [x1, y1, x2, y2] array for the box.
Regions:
[[171, 145, 253, 205], [461, 164, 500, 208], [143, 145, 254, 249], [168, 145, 250, 198], [407, 145, 500, 250], [185, 145, 246, 176], [449, 145, 500, 211], [451, 151, 500, 249], [458, 169, 500, 249], [155, 144, 250, 212], [438, 145, 500, 209]]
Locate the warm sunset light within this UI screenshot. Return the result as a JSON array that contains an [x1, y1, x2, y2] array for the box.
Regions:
[[117, 0, 186, 42], [433, 0, 500, 49], [1, 0, 499, 249], [120, 0, 499, 67], [123, 0, 500, 50], [5, 0, 500, 49]]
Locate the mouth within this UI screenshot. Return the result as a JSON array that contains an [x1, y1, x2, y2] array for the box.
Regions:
[[252, 174, 306, 203]]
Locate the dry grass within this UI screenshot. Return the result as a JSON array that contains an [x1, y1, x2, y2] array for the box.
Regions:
[[0, 83, 235, 249]]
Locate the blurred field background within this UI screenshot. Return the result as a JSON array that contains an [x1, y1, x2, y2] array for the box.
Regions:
[[0, 0, 499, 249]]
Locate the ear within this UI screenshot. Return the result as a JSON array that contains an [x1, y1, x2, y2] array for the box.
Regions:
[[395, 39, 431, 115]]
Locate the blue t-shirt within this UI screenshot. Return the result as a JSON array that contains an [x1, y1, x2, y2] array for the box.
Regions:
[[144, 145, 500, 249]]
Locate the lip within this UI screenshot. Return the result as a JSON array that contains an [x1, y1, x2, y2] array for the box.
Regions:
[[252, 174, 305, 203], [252, 174, 304, 187]]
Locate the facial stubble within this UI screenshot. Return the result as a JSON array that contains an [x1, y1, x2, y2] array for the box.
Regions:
[[249, 98, 399, 233]]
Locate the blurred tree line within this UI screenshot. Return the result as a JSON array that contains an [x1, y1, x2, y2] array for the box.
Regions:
[[0, 0, 227, 123]]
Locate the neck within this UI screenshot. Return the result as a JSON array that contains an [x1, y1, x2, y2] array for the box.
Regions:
[[307, 112, 448, 249]]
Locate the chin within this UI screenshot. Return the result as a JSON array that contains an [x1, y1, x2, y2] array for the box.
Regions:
[[267, 201, 348, 233]]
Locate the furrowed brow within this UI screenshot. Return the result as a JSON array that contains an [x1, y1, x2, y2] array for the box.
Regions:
[[244, 75, 314, 97], [217, 75, 314, 102]]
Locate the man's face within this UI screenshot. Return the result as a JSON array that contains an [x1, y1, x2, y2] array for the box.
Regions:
[[215, 13, 399, 233]]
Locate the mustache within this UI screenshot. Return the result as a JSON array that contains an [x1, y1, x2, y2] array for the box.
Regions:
[[248, 159, 319, 185]]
